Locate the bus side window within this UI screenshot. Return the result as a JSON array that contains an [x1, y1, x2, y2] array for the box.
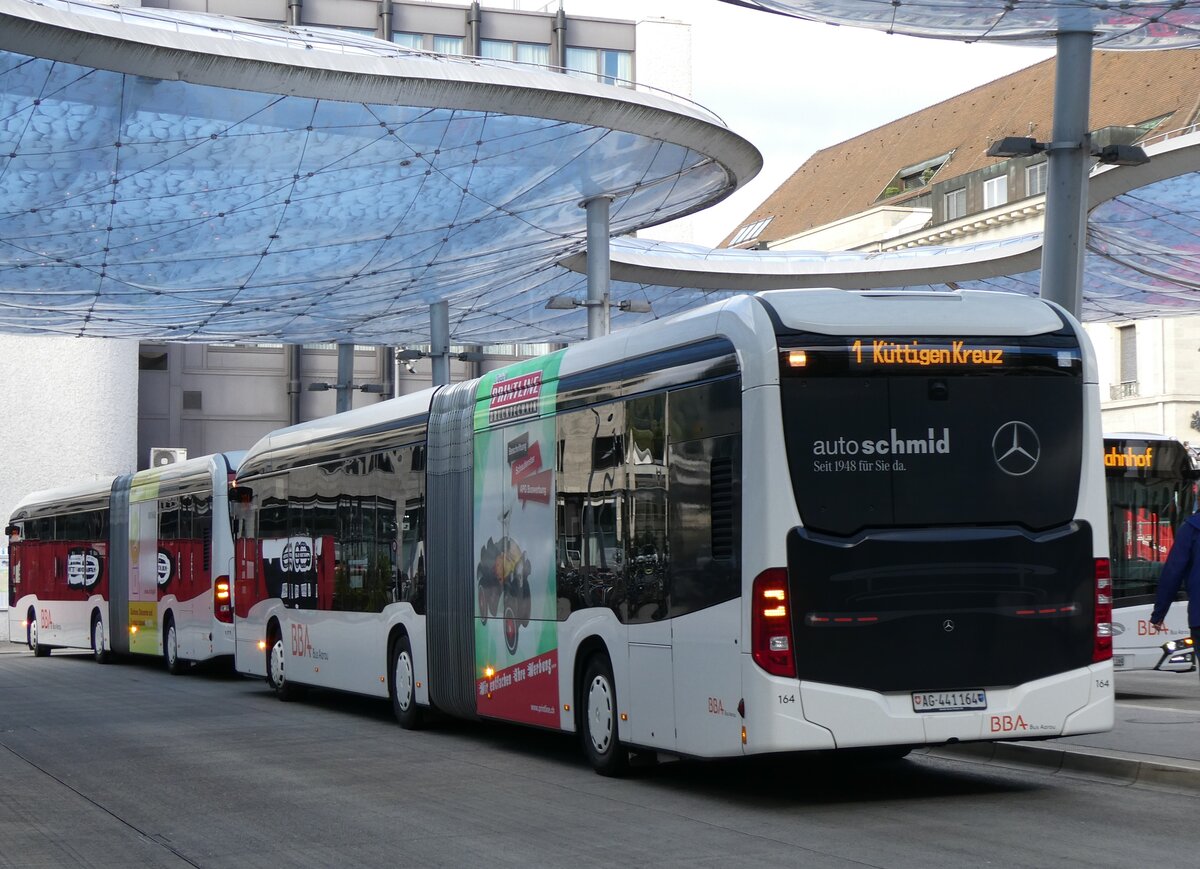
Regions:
[[667, 378, 742, 618], [556, 403, 627, 619], [626, 393, 668, 625]]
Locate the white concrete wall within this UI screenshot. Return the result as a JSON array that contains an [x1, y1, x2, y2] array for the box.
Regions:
[[0, 337, 139, 609], [1088, 315, 1200, 453]]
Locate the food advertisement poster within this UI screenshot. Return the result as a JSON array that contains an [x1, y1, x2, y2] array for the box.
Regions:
[[473, 352, 564, 726]]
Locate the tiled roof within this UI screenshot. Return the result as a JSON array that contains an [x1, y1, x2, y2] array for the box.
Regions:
[[722, 50, 1200, 248]]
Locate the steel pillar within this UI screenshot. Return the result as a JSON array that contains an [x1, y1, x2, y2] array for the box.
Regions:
[[584, 196, 613, 340], [1039, 30, 1094, 320], [336, 342, 354, 414], [430, 300, 451, 386]]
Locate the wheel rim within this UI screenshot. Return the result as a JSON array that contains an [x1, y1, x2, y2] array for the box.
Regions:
[[587, 674, 614, 754], [93, 621, 102, 656], [270, 639, 286, 689], [394, 649, 414, 712], [166, 625, 177, 667], [29, 619, 38, 651]]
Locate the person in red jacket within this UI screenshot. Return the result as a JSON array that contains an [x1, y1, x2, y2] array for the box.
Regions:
[[1149, 513, 1200, 660]]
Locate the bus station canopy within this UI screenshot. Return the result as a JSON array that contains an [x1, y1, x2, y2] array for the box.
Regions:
[[0, 0, 760, 344], [4, 0, 1200, 345], [720, 0, 1200, 49]]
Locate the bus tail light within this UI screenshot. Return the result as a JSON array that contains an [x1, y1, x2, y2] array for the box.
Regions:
[[214, 576, 233, 623], [752, 568, 796, 678], [1093, 558, 1113, 663]]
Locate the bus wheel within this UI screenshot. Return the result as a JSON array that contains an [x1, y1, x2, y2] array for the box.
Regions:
[[390, 634, 424, 730], [581, 654, 628, 777], [164, 616, 184, 675], [91, 615, 109, 664], [30, 617, 49, 658], [267, 632, 300, 701]]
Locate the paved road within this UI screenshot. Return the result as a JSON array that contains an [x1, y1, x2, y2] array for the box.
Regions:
[[1, 648, 1198, 869]]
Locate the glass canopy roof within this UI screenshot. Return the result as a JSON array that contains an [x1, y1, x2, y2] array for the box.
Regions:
[[546, 131, 1200, 328], [0, 0, 760, 343], [4, 0, 1200, 344], [720, 0, 1200, 48]]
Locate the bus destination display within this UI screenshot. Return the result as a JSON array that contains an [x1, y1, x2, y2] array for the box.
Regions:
[[783, 336, 1081, 376]]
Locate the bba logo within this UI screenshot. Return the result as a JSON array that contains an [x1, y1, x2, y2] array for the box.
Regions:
[[990, 714, 1028, 733]]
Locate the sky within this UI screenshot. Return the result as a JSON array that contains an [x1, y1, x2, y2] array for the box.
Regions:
[[555, 0, 1055, 246]]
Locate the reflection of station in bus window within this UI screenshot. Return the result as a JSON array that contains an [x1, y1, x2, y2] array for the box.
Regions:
[[550, 381, 738, 626]]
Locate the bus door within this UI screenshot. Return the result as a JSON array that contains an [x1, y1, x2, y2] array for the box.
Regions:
[[663, 382, 742, 757]]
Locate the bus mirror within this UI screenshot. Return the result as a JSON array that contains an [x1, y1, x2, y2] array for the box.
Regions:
[[229, 486, 253, 505], [5, 523, 20, 541]]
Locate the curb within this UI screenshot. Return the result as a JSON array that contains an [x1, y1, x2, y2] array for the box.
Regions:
[[928, 739, 1200, 793]]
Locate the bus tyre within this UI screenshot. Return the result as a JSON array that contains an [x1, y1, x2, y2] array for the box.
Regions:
[[268, 633, 300, 701], [91, 616, 109, 664], [164, 616, 184, 675], [390, 634, 424, 730], [30, 617, 49, 658], [581, 654, 628, 777]]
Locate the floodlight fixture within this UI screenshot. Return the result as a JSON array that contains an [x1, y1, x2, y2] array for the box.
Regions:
[[986, 137, 1045, 158], [545, 295, 653, 315], [1092, 143, 1150, 167]]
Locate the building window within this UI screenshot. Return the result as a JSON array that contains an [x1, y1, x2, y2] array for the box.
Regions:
[[983, 176, 1008, 209], [878, 151, 954, 200], [944, 188, 966, 220], [1026, 162, 1047, 197], [481, 39, 550, 66], [729, 217, 773, 247], [392, 32, 423, 50], [433, 35, 464, 55], [566, 47, 633, 86], [1118, 324, 1137, 385], [139, 348, 168, 371]]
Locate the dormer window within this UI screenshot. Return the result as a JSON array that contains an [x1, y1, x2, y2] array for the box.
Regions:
[[878, 151, 954, 200]]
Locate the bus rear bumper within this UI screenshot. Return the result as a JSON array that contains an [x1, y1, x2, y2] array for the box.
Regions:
[[741, 661, 1114, 755]]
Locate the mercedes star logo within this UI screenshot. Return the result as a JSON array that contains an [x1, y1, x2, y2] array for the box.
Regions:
[[942, 619, 955, 632], [992, 420, 1041, 476]]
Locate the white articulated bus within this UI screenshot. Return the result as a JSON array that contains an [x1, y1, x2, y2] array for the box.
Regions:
[[230, 289, 1113, 774], [7, 453, 242, 672], [1103, 433, 1198, 672]]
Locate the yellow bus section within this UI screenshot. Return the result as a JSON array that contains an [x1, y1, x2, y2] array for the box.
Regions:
[[128, 602, 158, 654], [130, 468, 164, 503]]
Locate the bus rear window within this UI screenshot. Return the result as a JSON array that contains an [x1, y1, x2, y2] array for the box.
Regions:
[[779, 335, 1084, 536]]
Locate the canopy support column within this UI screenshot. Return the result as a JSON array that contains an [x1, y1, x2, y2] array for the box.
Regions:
[[584, 195, 613, 340], [1039, 30, 1094, 320], [431, 300, 451, 386]]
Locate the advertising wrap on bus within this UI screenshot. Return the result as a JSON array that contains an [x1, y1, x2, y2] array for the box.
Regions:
[[473, 352, 564, 727]]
